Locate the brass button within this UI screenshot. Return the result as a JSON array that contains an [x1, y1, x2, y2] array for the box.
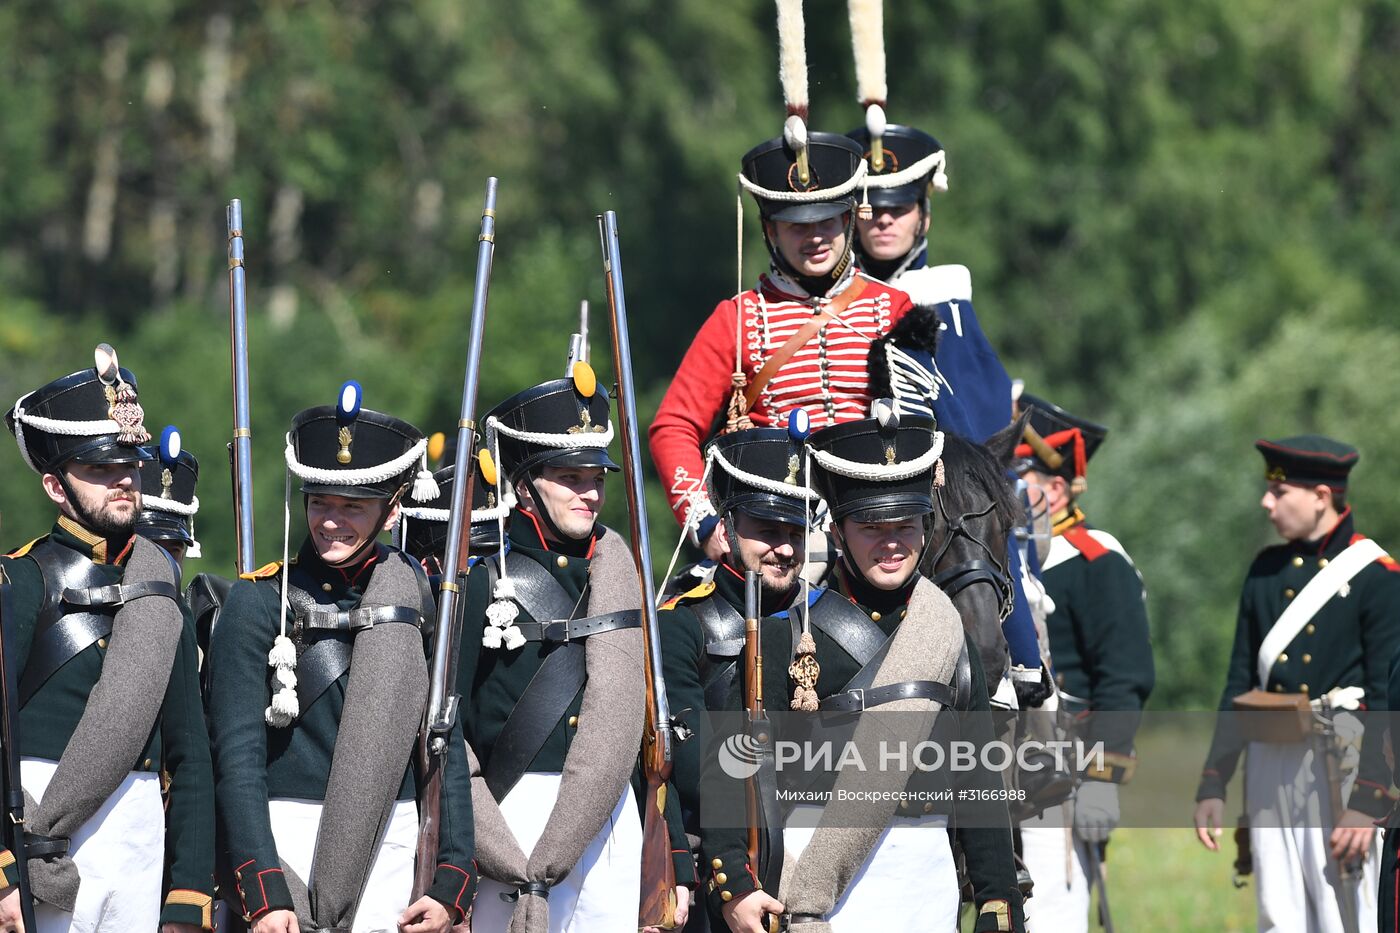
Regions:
[[1292, 556, 1304, 567], [1302, 654, 1312, 664], [1300, 684, 1309, 695], [1284, 589, 1296, 599], [899, 609, 907, 620], [1319, 558, 1329, 568], [1273, 684, 1283, 692], [923, 802, 934, 813], [1278, 653, 1288, 663], [568, 716, 579, 727], [556, 555, 569, 568], [322, 582, 333, 592], [870, 611, 881, 622], [721, 890, 733, 903], [235, 870, 243, 881], [1306, 624, 1316, 635], [1378, 789, 1387, 799], [715, 872, 727, 884], [756, 732, 769, 744], [97, 638, 107, 649], [143, 758, 152, 768], [712, 858, 723, 870]]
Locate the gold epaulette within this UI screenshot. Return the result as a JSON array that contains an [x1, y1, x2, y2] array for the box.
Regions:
[[661, 580, 716, 611], [239, 560, 284, 581], [4, 536, 45, 559]]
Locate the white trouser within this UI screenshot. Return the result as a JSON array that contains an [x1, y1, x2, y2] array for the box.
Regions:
[[269, 796, 419, 933], [782, 804, 959, 931], [1247, 741, 1378, 933], [474, 773, 642, 933], [21, 757, 165, 933], [1019, 807, 1090, 933]]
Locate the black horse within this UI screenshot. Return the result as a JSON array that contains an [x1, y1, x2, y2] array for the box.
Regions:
[[920, 414, 1030, 688]]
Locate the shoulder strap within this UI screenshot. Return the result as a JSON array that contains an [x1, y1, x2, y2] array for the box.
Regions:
[[1256, 537, 1387, 686], [741, 277, 870, 411], [1062, 525, 1108, 562], [805, 590, 887, 668]]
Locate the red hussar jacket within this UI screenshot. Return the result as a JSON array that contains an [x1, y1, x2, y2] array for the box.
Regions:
[[649, 268, 913, 530]]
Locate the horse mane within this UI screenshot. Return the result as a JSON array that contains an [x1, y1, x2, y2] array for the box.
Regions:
[[937, 429, 1020, 532]]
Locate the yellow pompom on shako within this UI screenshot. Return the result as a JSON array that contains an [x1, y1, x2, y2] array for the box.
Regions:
[[572, 360, 597, 399]]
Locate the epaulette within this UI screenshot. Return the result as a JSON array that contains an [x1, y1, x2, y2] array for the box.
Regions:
[[239, 560, 284, 581], [661, 580, 716, 611], [1062, 525, 1109, 562], [4, 536, 45, 559]]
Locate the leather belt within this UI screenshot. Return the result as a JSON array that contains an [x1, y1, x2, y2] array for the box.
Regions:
[[23, 833, 70, 860], [706, 637, 744, 658], [61, 580, 179, 607], [511, 610, 640, 643], [295, 604, 421, 633], [819, 679, 956, 713]]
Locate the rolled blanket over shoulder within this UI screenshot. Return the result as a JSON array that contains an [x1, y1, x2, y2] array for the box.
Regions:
[[27, 535, 184, 911], [283, 549, 431, 930], [780, 577, 962, 927]]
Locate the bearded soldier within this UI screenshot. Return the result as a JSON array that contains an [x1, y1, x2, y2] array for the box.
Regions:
[[705, 405, 1024, 933], [459, 371, 693, 933], [209, 385, 476, 933], [134, 427, 202, 568], [0, 347, 214, 931], [1195, 436, 1400, 932], [659, 426, 812, 929], [1010, 392, 1153, 932]]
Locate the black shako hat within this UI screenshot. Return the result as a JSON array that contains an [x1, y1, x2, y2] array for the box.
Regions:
[[7, 344, 151, 474], [401, 455, 510, 561], [286, 382, 434, 501], [135, 426, 200, 550], [1012, 391, 1108, 495], [483, 369, 621, 483], [741, 132, 865, 223], [705, 427, 816, 527], [1255, 435, 1359, 488], [847, 124, 946, 208], [808, 403, 942, 523]]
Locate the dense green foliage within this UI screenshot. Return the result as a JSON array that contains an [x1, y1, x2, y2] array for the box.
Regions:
[[3, 0, 1398, 708]]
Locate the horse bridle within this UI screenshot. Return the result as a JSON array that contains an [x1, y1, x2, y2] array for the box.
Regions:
[[927, 482, 1015, 621]]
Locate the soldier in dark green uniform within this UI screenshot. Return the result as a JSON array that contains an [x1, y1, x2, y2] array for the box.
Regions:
[[659, 425, 812, 930], [705, 404, 1024, 933], [1194, 435, 1400, 931], [134, 426, 201, 568], [1010, 392, 1153, 931], [208, 383, 476, 933], [459, 368, 693, 933], [0, 346, 214, 931]]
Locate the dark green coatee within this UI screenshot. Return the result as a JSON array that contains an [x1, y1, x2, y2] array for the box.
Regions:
[[208, 539, 477, 923], [457, 514, 694, 886], [1197, 509, 1400, 815], [0, 518, 215, 928], [1376, 650, 1400, 930], [1040, 509, 1154, 778]]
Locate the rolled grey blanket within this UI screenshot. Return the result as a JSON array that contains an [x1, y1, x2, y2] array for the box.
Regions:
[[27, 535, 184, 911], [780, 577, 962, 931], [282, 549, 431, 930]]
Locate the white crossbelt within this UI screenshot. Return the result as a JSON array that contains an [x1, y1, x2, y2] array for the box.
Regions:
[[1256, 537, 1386, 687]]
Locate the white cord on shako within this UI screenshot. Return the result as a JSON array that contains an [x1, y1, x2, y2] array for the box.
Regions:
[[9, 393, 121, 473], [264, 434, 441, 727], [808, 429, 945, 482]]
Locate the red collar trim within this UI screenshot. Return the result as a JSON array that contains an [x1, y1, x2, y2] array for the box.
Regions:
[[336, 547, 379, 586], [1314, 507, 1352, 554], [518, 508, 598, 558]]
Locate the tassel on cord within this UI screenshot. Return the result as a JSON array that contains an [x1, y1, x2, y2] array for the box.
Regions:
[[932, 151, 949, 193], [411, 449, 440, 502], [266, 455, 299, 727], [482, 429, 525, 650], [858, 180, 872, 222], [790, 439, 821, 711]]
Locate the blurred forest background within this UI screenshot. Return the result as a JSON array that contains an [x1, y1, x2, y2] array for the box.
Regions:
[[3, 0, 1400, 712]]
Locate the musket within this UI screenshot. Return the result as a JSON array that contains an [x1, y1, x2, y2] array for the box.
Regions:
[[597, 211, 677, 930], [0, 564, 39, 932], [1086, 840, 1115, 933], [226, 200, 256, 576], [565, 300, 589, 375], [413, 178, 498, 899], [742, 570, 782, 933]]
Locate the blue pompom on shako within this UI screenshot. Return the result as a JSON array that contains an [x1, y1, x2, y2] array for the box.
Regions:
[[704, 426, 817, 527]]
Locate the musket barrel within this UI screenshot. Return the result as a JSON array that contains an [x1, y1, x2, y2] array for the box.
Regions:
[[425, 177, 498, 737], [597, 211, 672, 762], [227, 199, 256, 576]]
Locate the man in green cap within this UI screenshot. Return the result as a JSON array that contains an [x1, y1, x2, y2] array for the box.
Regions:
[[1194, 435, 1400, 931]]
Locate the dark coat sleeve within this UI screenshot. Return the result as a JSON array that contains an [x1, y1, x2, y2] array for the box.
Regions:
[[1197, 570, 1259, 802]]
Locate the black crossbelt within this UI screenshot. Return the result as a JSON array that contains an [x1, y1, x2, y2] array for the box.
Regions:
[[804, 592, 888, 668], [484, 642, 587, 801], [510, 610, 640, 643], [19, 613, 113, 707]]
